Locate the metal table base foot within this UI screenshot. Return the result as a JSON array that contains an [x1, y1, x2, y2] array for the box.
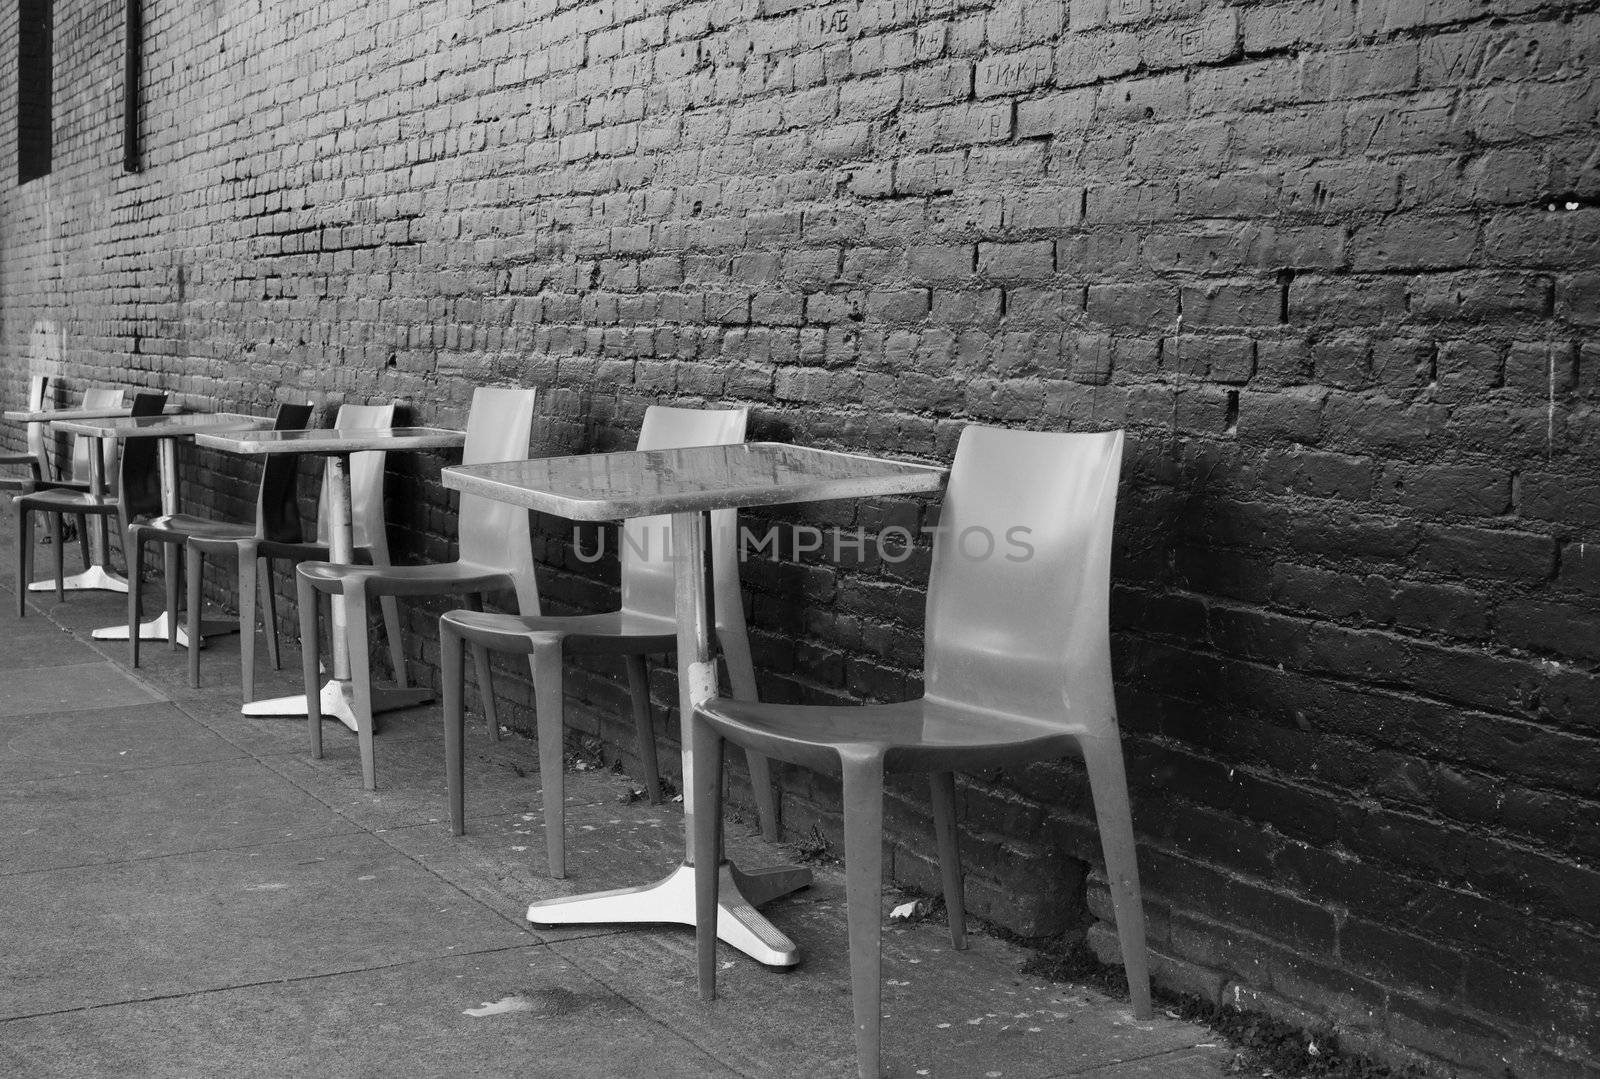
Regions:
[[527, 860, 810, 967], [28, 566, 128, 594], [90, 610, 237, 646], [242, 678, 431, 732]]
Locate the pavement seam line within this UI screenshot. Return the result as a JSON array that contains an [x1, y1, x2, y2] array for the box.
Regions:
[[1041, 1043, 1222, 1078], [0, 819, 371, 880], [0, 940, 558, 1024]]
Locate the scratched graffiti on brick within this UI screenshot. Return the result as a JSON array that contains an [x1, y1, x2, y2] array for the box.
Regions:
[[807, 2, 857, 40], [1110, 0, 1151, 23], [975, 48, 1053, 96], [891, 0, 956, 24], [972, 106, 1009, 141]]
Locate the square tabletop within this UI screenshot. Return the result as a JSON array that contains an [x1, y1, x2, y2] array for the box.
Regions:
[[441, 442, 948, 521], [194, 426, 466, 455], [5, 404, 186, 424], [51, 412, 274, 439]]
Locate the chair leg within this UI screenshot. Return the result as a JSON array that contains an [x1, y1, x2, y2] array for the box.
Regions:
[[841, 752, 887, 1079], [50, 513, 64, 601], [127, 529, 145, 668], [530, 643, 566, 879], [380, 595, 407, 688], [17, 503, 31, 617], [442, 621, 467, 836], [346, 580, 378, 791], [1082, 735, 1152, 1020], [186, 545, 209, 684], [929, 771, 967, 950], [462, 593, 498, 740], [165, 541, 181, 649], [743, 752, 780, 843], [622, 654, 661, 802], [298, 571, 324, 759], [472, 644, 498, 739], [75, 513, 90, 570], [692, 713, 726, 1002], [259, 556, 280, 670], [720, 628, 780, 842], [369, 533, 407, 689], [234, 549, 255, 698], [97, 513, 111, 575]]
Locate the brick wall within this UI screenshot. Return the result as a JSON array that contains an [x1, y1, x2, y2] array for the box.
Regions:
[[2, 0, 1597, 1074]]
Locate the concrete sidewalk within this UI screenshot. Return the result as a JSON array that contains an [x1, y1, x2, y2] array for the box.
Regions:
[[0, 516, 1228, 1079]]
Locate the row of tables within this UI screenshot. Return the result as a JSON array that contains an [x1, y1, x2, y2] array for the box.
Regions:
[[207, 425, 468, 729], [4, 402, 465, 723], [5, 393, 948, 969]]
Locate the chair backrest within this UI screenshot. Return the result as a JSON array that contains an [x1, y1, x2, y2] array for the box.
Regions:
[[923, 426, 1124, 733], [457, 388, 539, 584], [619, 406, 749, 623], [321, 401, 398, 549], [117, 393, 169, 521], [23, 375, 49, 464], [256, 403, 315, 541], [70, 387, 125, 483]]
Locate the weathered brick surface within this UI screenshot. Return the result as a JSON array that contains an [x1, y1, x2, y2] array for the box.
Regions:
[[2, 0, 1597, 1074]]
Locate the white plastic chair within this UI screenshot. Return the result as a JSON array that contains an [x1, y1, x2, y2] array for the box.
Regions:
[[437, 405, 779, 878], [690, 425, 1151, 1079], [296, 386, 540, 789], [184, 402, 406, 701], [0, 374, 53, 489], [126, 402, 315, 668], [15, 392, 166, 613], [8, 386, 123, 571]]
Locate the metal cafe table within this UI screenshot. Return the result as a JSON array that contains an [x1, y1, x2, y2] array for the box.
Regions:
[[194, 426, 466, 728], [47, 411, 273, 642], [5, 401, 185, 429], [443, 442, 947, 967], [3, 402, 187, 595]]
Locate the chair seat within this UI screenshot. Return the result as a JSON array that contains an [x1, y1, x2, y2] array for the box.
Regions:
[[256, 537, 332, 559], [298, 558, 512, 596], [14, 488, 117, 514], [441, 607, 676, 654], [136, 514, 255, 541], [0, 451, 40, 466], [697, 695, 1082, 772]]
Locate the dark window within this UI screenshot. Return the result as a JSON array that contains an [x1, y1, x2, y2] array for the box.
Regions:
[[17, 0, 52, 183]]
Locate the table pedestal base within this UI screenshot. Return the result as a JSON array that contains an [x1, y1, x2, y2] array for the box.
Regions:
[[242, 678, 432, 732], [90, 611, 238, 646], [28, 566, 128, 594], [527, 860, 810, 968]]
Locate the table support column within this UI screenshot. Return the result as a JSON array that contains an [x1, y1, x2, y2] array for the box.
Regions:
[[92, 438, 235, 644], [30, 433, 128, 595], [244, 454, 428, 727], [326, 454, 353, 679], [524, 509, 809, 967]]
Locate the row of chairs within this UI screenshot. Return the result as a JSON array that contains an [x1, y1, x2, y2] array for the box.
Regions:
[[5, 380, 1150, 1079], [3, 380, 127, 581], [13, 389, 165, 608], [129, 401, 407, 701], [6, 385, 780, 852]]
